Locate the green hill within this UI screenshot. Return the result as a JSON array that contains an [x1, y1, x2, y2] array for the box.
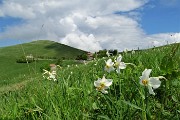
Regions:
[[0, 40, 86, 59], [0, 40, 87, 86]]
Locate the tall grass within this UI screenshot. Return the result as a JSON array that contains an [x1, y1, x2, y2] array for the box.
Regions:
[[0, 43, 180, 120]]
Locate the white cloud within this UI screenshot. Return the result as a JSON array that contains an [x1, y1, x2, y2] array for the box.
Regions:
[[146, 33, 180, 47], [0, 10, 4, 16], [61, 33, 102, 52], [1, 1, 36, 19], [0, 0, 179, 52]]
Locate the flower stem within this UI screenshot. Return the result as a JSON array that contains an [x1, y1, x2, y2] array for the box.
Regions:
[[144, 87, 151, 120], [118, 73, 122, 120]]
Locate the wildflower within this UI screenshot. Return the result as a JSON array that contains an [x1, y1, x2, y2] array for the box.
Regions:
[[57, 65, 62, 68], [132, 50, 135, 54], [104, 59, 115, 73], [106, 51, 110, 57], [114, 55, 126, 73], [94, 76, 113, 94], [139, 69, 162, 95], [124, 48, 128, 53], [48, 71, 57, 81], [83, 60, 87, 65], [43, 69, 57, 81]]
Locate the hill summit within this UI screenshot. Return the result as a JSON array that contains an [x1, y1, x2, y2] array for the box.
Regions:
[[0, 40, 87, 59]]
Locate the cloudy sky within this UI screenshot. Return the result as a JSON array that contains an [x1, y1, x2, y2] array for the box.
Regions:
[[0, 0, 180, 52]]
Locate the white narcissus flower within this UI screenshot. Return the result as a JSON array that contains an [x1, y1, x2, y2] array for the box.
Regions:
[[114, 55, 126, 73], [94, 76, 113, 94], [104, 59, 115, 73], [106, 51, 110, 57], [43, 69, 57, 81], [140, 69, 162, 95], [48, 70, 57, 81]]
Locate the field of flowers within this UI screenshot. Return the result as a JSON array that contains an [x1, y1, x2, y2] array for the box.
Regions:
[[0, 43, 180, 120]]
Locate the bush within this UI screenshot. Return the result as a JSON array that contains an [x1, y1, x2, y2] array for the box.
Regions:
[[16, 56, 34, 63], [76, 53, 88, 60], [96, 49, 107, 58], [56, 58, 63, 66]]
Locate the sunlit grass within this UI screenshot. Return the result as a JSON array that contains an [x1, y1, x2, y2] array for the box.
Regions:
[[0, 43, 180, 119]]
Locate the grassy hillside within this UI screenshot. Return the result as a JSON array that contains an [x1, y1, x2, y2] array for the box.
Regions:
[[0, 43, 179, 119], [0, 40, 86, 58], [0, 40, 86, 86]]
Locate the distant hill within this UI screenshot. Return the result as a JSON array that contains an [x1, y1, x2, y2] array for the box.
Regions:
[[0, 40, 87, 59]]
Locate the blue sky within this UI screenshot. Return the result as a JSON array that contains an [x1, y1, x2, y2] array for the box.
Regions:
[[0, 17, 24, 32], [141, 0, 180, 34], [0, 17, 25, 46], [0, 0, 180, 51]]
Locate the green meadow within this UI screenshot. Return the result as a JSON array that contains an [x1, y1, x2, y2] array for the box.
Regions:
[[0, 41, 180, 120], [0, 40, 86, 86]]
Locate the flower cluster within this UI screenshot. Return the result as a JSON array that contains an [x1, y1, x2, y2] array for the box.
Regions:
[[41, 54, 165, 96], [94, 55, 127, 94], [43, 69, 57, 81], [94, 54, 165, 95], [104, 54, 126, 73]]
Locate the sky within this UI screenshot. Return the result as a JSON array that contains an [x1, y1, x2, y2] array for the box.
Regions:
[[0, 0, 180, 52]]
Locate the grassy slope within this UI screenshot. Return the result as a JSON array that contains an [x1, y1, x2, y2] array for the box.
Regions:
[[0, 40, 86, 86], [0, 43, 180, 119], [0, 40, 86, 59]]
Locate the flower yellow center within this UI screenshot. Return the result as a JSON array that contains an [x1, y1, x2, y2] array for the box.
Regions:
[[106, 64, 110, 69], [142, 79, 148, 86], [114, 62, 119, 67], [97, 83, 105, 91]]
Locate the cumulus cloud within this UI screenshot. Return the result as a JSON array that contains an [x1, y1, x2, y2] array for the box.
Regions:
[[0, 0, 179, 52], [0, 1, 36, 19], [61, 33, 102, 52]]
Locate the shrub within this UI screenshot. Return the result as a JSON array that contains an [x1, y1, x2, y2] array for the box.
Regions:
[[16, 56, 34, 63]]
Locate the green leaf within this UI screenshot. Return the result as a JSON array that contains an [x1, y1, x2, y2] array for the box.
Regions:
[[92, 102, 98, 110], [172, 95, 178, 102], [98, 115, 111, 120], [121, 100, 144, 111], [162, 110, 172, 116], [155, 103, 162, 109]]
